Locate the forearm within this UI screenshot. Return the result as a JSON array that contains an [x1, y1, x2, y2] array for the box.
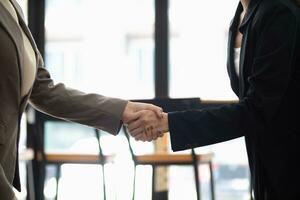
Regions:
[[30, 85, 128, 135], [161, 112, 169, 133], [30, 53, 164, 135], [30, 67, 128, 134], [168, 102, 250, 151]]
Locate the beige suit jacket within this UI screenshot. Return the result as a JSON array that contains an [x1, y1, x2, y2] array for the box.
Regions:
[[0, 1, 127, 199]]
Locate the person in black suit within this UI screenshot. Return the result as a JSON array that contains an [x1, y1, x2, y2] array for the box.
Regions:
[[128, 0, 300, 199]]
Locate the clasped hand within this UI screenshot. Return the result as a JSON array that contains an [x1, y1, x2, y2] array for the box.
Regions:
[[122, 102, 169, 142]]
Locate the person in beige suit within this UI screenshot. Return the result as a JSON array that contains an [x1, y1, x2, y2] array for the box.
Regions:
[[0, 0, 163, 199]]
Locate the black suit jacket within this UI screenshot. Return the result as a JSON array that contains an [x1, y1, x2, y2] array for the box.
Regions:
[[168, 0, 300, 199]]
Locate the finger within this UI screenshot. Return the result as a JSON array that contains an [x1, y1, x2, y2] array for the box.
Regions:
[[145, 129, 153, 142], [158, 131, 164, 138], [141, 131, 149, 142], [151, 129, 159, 140], [144, 104, 163, 119], [130, 127, 144, 137], [128, 118, 144, 132], [135, 131, 147, 141], [154, 109, 163, 119], [126, 110, 143, 124], [134, 135, 142, 141], [147, 126, 156, 141], [149, 126, 157, 141], [134, 134, 142, 141]]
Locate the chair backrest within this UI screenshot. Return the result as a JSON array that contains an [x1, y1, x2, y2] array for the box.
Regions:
[[123, 126, 138, 164], [94, 129, 105, 164], [131, 97, 201, 112]]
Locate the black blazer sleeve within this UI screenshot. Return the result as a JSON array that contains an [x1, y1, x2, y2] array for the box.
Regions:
[[169, 5, 299, 151]]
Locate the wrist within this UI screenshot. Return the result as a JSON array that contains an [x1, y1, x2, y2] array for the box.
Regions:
[[161, 112, 169, 133], [122, 101, 132, 123]]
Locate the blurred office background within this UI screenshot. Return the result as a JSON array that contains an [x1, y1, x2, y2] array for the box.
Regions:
[[15, 0, 250, 200]]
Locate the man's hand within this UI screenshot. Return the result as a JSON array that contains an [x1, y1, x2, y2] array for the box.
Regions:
[[122, 101, 163, 124], [127, 111, 169, 142]]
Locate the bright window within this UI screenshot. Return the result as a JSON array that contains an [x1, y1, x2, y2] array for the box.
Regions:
[[45, 0, 155, 99], [169, 1, 250, 200], [169, 0, 238, 100], [44, 1, 155, 199], [42, 0, 251, 199]]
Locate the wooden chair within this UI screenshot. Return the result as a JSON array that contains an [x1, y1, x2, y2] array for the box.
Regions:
[[123, 126, 215, 200], [124, 98, 217, 200], [38, 129, 114, 200], [33, 98, 233, 200]]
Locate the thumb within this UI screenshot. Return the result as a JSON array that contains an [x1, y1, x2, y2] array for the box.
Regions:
[[126, 110, 143, 124], [146, 105, 163, 118]]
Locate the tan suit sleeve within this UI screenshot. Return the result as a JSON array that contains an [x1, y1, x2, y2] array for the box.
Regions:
[[29, 52, 128, 135]]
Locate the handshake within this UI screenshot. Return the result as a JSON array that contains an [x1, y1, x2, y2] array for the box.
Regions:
[[122, 102, 169, 142]]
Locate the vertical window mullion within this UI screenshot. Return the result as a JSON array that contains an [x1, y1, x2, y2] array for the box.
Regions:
[[27, 1, 46, 200], [28, 0, 45, 57], [155, 0, 169, 98]]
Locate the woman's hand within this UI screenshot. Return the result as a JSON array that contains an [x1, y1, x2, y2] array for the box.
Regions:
[[127, 111, 169, 142], [122, 101, 163, 124]]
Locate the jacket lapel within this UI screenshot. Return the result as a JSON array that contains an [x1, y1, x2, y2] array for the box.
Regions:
[[238, 0, 261, 98], [239, 0, 261, 32], [227, 3, 243, 96], [10, 0, 39, 52], [9, 0, 39, 114]]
